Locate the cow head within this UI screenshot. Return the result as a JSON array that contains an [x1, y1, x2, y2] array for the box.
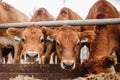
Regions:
[[30, 7, 55, 22], [42, 25, 95, 69], [82, 55, 117, 74], [7, 24, 45, 64]]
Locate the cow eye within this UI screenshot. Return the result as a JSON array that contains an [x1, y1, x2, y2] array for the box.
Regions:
[[76, 40, 80, 46], [40, 35, 45, 43], [21, 37, 25, 43], [56, 41, 60, 46], [40, 38, 45, 43]]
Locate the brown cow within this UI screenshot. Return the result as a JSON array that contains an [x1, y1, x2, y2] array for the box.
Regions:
[[85, 0, 120, 63], [54, 7, 92, 64], [7, 24, 45, 64], [41, 7, 84, 64], [7, 8, 55, 64], [0, 2, 29, 63], [89, 0, 120, 59], [56, 7, 82, 32], [42, 25, 95, 69], [31, 7, 55, 22], [31, 8, 55, 64], [55, 7, 82, 64], [56, 7, 82, 20]]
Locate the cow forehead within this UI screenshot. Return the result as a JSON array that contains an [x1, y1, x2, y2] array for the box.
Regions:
[[56, 30, 79, 44], [23, 27, 43, 36]]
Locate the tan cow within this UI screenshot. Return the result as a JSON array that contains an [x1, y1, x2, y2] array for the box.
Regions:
[[7, 8, 55, 64], [40, 7, 84, 64], [81, 0, 120, 75], [52, 7, 92, 65], [7, 24, 45, 64], [56, 7, 82, 32], [56, 7, 82, 20], [53, 7, 82, 64], [0, 2, 29, 63], [85, 0, 120, 62], [42, 25, 95, 69], [30, 7, 55, 21]]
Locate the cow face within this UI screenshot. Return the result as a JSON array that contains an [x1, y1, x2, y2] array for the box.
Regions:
[[7, 24, 45, 64], [42, 25, 95, 69]]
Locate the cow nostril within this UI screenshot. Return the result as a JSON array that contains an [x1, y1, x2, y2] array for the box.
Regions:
[[34, 54, 38, 59], [26, 53, 30, 58], [63, 62, 74, 69]]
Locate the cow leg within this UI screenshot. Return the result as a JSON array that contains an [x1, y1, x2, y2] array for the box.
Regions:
[[44, 52, 51, 64], [14, 42, 22, 64], [44, 41, 55, 64], [0, 46, 3, 63], [4, 55, 8, 63]]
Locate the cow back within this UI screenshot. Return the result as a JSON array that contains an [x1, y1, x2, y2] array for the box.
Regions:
[[0, 2, 29, 36]]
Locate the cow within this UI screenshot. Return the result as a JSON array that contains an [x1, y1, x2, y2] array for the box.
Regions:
[[56, 7, 82, 32], [55, 7, 82, 64], [30, 8, 55, 22], [38, 7, 84, 64], [0, 2, 29, 63], [80, 0, 120, 75], [7, 8, 55, 64], [31, 8, 55, 64], [42, 25, 95, 69], [56, 7, 82, 20], [85, 0, 120, 62], [54, 7, 92, 65], [7, 24, 46, 64]]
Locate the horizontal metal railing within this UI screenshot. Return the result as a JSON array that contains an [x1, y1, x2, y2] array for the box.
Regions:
[[0, 18, 120, 28]]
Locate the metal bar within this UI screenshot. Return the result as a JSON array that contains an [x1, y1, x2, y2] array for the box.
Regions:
[[0, 18, 120, 28]]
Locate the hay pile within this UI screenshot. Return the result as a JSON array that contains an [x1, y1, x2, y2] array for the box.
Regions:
[[72, 73, 120, 80], [9, 73, 120, 80], [9, 75, 43, 80]]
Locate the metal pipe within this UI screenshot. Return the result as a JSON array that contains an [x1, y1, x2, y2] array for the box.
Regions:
[[0, 18, 120, 28]]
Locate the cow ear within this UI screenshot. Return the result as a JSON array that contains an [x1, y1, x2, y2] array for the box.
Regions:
[[80, 30, 96, 43], [6, 28, 22, 41], [101, 55, 117, 68], [42, 26, 57, 39]]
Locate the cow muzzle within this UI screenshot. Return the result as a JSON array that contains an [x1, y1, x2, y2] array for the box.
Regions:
[[61, 60, 75, 69], [25, 51, 39, 64]]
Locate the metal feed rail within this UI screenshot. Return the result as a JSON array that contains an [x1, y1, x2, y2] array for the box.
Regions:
[[0, 18, 120, 28]]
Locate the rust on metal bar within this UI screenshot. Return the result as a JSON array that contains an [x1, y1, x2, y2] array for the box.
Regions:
[[0, 64, 119, 79]]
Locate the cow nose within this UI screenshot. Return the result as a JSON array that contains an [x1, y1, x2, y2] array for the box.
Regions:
[[26, 52, 38, 61], [63, 62, 75, 69]]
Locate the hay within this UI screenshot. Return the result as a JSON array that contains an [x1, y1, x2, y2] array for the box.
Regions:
[[72, 73, 120, 80], [9, 75, 43, 80]]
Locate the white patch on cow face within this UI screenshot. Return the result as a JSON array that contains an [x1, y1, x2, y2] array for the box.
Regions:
[[14, 36, 21, 41], [81, 38, 88, 43], [47, 36, 54, 42]]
